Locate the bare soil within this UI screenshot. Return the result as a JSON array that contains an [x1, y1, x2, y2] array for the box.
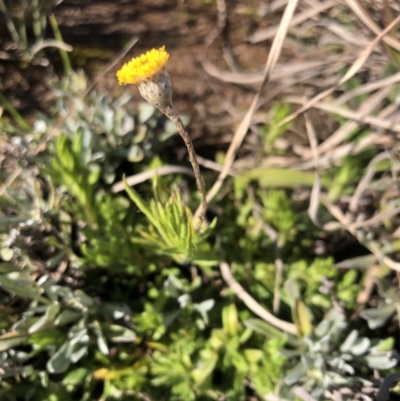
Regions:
[[1, 0, 272, 153]]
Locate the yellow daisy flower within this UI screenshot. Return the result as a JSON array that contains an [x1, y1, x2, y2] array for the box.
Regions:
[[117, 46, 173, 111], [116, 46, 170, 85]]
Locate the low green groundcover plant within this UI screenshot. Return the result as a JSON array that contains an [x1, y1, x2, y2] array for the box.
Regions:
[[0, 66, 397, 401], [2, 4, 400, 400]]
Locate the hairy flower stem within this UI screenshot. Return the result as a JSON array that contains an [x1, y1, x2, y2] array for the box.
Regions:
[[163, 106, 207, 231], [116, 47, 207, 230]]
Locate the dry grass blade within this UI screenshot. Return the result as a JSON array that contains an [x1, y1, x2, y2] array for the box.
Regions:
[[111, 165, 194, 193], [196, 155, 238, 176], [350, 206, 400, 231], [335, 71, 400, 105], [321, 196, 400, 272], [263, 0, 300, 77], [0, 166, 22, 197], [338, 14, 400, 84], [316, 86, 391, 155], [344, 0, 400, 52], [296, 139, 365, 169], [326, 21, 372, 48], [297, 132, 393, 170], [355, 264, 378, 308], [319, 100, 400, 132], [349, 152, 389, 213], [30, 40, 73, 55], [202, 57, 351, 86], [304, 108, 321, 227], [277, 14, 400, 128], [249, 0, 337, 43], [286, 95, 400, 132], [219, 262, 297, 335], [196, 0, 299, 217]]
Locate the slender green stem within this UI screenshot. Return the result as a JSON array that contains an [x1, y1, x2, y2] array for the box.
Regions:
[[0, 93, 31, 131], [0, 0, 21, 46], [49, 14, 71, 78]]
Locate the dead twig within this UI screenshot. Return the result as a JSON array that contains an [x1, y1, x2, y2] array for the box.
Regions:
[[111, 165, 194, 193], [220, 261, 297, 335], [304, 105, 321, 227], [321, 196, 400, 272]]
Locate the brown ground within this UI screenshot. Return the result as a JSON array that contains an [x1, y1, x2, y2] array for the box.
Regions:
[[1, 0, 274, 154], [1, 1, 391, 164]]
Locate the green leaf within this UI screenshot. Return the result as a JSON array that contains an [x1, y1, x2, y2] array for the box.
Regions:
[[54, 310, 82, 326], [374, 337, 395, 352], [28, 304, 60, 334], [222, 304, 239, 337], [0, 333, 28, 351], [244, 349, 263, 364], [123, 176, 158, 227], [93, 322, 109, 355], [0, 275, 42, 300], [103, 324, 136, 342], [244, 318, 283, 339], [62, 368, 89, 386], [191, 348, 218, 385], [294, 299, 312, 336], [360, 304, 396, 329], [340, 329, 358, 352], [284, 361, 307, 385], [366, 354, 397, 370], [47, 342, 71, 374], [70, 344, 88, 363], [74, 290, 95, 309], [0, 92, 31, 131], [351, 337, 371, 356], [241, 168, 319, 188], [0, 263, 18, 274]]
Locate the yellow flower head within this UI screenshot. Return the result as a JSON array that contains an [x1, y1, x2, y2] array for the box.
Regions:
[[116, 46, 170, 85]]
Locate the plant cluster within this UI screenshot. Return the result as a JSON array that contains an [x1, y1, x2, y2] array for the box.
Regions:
[[2, 1, 400, 401]]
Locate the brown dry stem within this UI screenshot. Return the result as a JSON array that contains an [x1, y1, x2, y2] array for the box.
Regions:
[[163, 106, 207, 231], [220, 262, 298, 335]]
